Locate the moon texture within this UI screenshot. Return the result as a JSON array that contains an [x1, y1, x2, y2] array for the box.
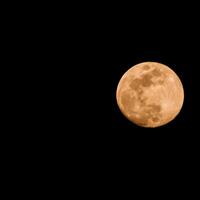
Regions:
[[116, 62, 184, 128]]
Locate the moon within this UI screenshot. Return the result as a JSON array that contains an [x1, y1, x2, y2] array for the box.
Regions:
[[116, 62, 184, 128]]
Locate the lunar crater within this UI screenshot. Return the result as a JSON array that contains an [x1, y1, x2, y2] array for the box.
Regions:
[[143, 64, 151, 70]]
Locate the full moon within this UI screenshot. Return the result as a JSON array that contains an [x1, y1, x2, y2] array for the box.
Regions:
[[116, 62, 184, 128]]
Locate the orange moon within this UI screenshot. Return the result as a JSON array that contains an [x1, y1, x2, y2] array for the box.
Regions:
[[116, 62, 184, 128]]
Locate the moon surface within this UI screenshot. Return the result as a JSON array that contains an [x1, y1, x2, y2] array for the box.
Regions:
[[116, 62, 184, 128]]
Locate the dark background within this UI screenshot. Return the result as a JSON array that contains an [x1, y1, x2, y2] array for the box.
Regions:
[[2, 2, 199, 193]]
